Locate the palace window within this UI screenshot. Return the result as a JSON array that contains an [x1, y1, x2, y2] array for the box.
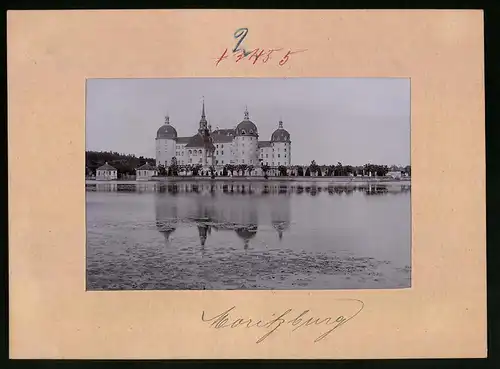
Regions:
[[221, 150, 224, 155], [221, 160, 224, 164], [242, 159, 245, 163], [199, 150, 202, 154], [221, 144, 224, 148], [278, 162, 281, 166], [242, 130, 246, 135], [217, 144, 219, 148], [278, 154, 280, 158], [284, 148, 286, 152], [199, 158, 202, 163], [216, 150, 219, 155], [216, 160, 219, 165], [250, 160, 253, 164], [188, 150, 192, 154], [193, 151, 197, 156]]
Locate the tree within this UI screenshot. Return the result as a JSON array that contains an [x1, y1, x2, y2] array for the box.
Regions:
[[305, 167, 311, 176], [334, 162, 344, 176], [376, 165, 389, 177], [278, 165, 287, 176], [209, 166, 216, 179], [309, 160, 319, 176], [247, 165, 255, 176], [238, 164, 248, 176], [192, 164, 202, 176], [157, 164, 167, 176], [168, 157, 179, 176], [261, 164, 270, 179], [225, 164, 236, 176], [297, 166, 304, 176], [404, 165, 411, 176]]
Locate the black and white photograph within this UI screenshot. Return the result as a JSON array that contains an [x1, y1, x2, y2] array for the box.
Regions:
[[85, 77, 411, 291]]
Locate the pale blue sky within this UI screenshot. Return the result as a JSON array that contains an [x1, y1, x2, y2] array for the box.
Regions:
[[86, 78, 410, 166]]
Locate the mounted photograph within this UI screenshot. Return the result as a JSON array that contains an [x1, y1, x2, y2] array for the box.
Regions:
[[85, 77, 411, 291]]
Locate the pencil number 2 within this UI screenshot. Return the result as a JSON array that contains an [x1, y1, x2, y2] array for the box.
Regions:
[[233, 28, 249, 53]]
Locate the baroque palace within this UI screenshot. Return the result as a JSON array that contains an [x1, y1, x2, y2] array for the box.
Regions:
[[155, 101, 292, 170]]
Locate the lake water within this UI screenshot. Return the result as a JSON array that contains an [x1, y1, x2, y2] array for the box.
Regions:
[[86, 181, 411, 290]]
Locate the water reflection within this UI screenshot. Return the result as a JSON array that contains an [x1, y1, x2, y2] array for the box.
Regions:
[[153, 186, 295, 249], [87, 181, 411, 196], [86, 180, 411, 290]]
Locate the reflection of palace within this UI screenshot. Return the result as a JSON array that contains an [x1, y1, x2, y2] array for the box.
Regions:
[[88, 182, 411, 196], [153, 190, 291, 247]]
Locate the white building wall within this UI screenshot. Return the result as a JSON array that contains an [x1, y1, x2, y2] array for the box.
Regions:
[[234, 136, 259, 166], [136, 169, 158, 181], [269, 142, 291, 167], [186, 148, 203, 165], [175, 143, 188, 165], [156, 138, 176, 167], [259, 147, 272, 166], [214, 142, 231, 166], [96, 170, 117, 180]]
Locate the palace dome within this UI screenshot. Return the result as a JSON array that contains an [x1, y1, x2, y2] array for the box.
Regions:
[[270, 120, 290, 142], [156, 116, 178, 139], [235, 107, 258, 137]]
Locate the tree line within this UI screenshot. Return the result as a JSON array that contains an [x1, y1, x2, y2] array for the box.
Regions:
[[86, 151, 155, 176], [86, 151, 411, 179], [160, 159, 411, 179]]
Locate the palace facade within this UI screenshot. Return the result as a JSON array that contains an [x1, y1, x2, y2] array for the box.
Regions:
[[155, 101, 292, 170]]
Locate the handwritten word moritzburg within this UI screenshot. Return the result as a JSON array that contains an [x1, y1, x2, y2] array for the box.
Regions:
[[201, 299, 364, 343]]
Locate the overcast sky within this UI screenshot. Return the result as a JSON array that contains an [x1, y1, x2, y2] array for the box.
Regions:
[[86, 78, 410, 166]]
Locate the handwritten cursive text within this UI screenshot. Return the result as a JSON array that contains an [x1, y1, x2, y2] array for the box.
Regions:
[[201, 299, 364, 343]]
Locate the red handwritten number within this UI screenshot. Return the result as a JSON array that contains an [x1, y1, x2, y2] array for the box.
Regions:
[[249, 48, 265, 64], [216, 48, 229, 66], [235, 50, 247, 62], [279, 51, 292, 66], [263, 48, 282, 63], [279, 49, 308, 66]]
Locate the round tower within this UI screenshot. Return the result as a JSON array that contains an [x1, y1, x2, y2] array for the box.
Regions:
[[155, 115, 178, 167], [234, 107, 259, 167], [270, 119, 291, 167]]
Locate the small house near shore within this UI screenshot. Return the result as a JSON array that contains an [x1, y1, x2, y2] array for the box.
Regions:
[[96, 162, 118, 181], [136, 163, 158, 181], [386, 171, 403, 179]]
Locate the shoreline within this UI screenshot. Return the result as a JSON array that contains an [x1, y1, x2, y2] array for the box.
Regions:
[[86, 176, 411, 186]]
